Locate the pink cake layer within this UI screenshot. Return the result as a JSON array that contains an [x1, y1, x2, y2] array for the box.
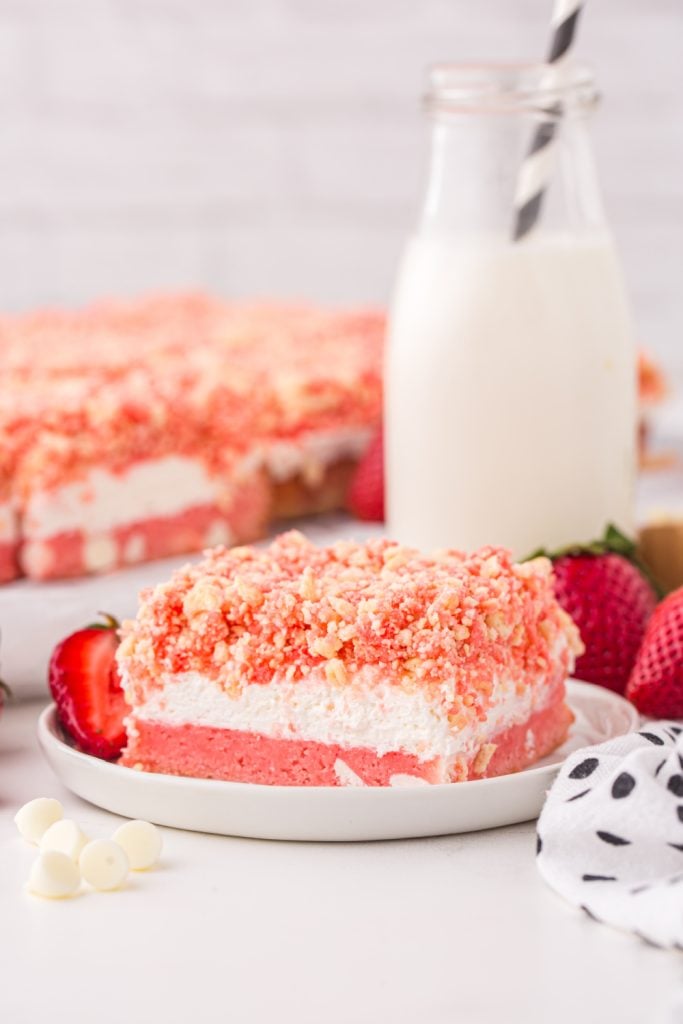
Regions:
[[20, 478, 269, 580], [120, 692, 572, 786], [0, 540, 18, 582]]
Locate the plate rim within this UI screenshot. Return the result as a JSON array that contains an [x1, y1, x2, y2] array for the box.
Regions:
[[37, 678, 640, 799]]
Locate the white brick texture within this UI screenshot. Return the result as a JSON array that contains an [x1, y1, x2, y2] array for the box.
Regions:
[[0, 0, 680, 369]]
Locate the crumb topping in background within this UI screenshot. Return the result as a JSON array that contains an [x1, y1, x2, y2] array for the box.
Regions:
[[0, 294, 383, 499]]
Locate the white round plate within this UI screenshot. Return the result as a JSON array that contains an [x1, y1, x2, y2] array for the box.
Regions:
[[38, 680, 638, 842]]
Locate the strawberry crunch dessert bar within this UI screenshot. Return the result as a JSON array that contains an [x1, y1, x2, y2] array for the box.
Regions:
[[0, 295, 382, 582], [117, 531, 582, 786]]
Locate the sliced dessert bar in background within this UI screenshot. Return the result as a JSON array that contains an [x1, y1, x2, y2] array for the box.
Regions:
[[0, 295, 383, 581]]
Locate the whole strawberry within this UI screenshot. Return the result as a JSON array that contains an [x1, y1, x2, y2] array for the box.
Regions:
[[627, 587, 683, 716], [347, 425, 384, 522], [48, 613, 127, 760], [531, 525, 658, 694]]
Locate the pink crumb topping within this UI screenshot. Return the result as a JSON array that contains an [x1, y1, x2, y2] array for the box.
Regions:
[[0, 295, 384, 500], [118, 531, 584, 720]]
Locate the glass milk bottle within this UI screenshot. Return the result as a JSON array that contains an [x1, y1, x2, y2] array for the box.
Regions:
[[386, 63, 636, 557]]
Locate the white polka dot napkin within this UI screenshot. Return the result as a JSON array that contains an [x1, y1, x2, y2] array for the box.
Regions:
[[537, 721, 683, 949]]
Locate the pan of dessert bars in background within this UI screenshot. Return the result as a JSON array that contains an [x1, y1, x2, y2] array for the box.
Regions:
[[0, 295, 676, 699]]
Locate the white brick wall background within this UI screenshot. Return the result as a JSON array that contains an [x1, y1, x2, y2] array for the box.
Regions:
[[0, 0, 681, 370]]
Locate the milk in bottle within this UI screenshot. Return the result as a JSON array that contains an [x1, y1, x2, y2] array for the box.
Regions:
[[386, 64, 636, 557]]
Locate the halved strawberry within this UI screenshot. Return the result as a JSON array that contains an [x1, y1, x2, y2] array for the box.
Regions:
[[48, 613, 127, 760]]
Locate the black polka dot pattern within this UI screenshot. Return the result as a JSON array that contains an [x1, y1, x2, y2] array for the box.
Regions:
[[536, 720, 683, 950], [596, 830, 630, 846], [612, 772, 636, 799], [668, 775, 683, 798], [569, 757, 599, 780], [639, 732, 665, 746], [536, 834, 542, 856], [635, 932, 663, 949], [566, 788, 591, 803]]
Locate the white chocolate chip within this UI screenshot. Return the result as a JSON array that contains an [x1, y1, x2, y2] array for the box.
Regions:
[[20, 541, 56, 579], [112, 820, 162, 870], [28, 850, 80, 899], [333, 759, 366, 787], [40, 819, 88, 862], [122, 533, 146, 564], [83, 534, 118, 573], [14, 798, 63, 845], [79, 840, 129, 891], [389, 774, 431, 788], [204, 520, 232, 549]]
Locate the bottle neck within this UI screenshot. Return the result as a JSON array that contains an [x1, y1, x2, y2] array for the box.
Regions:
[[418, 108, 607, 241]]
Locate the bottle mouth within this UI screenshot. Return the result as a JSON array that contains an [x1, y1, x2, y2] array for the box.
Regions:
[[425, 62, 599, 116]]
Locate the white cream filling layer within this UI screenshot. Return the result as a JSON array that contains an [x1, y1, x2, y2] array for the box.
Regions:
[[23, 456, 224, 539], [128, 664, 557, 767], [22, 428, 371, 540], [264, 427, 371, 483]]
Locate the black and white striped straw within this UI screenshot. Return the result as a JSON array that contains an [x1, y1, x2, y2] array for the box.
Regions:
[[512, 0, 584, 241]]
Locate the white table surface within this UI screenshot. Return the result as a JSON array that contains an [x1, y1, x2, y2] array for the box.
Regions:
[[3, 408, 683, 1023], [2, 699, 682, 1024]]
